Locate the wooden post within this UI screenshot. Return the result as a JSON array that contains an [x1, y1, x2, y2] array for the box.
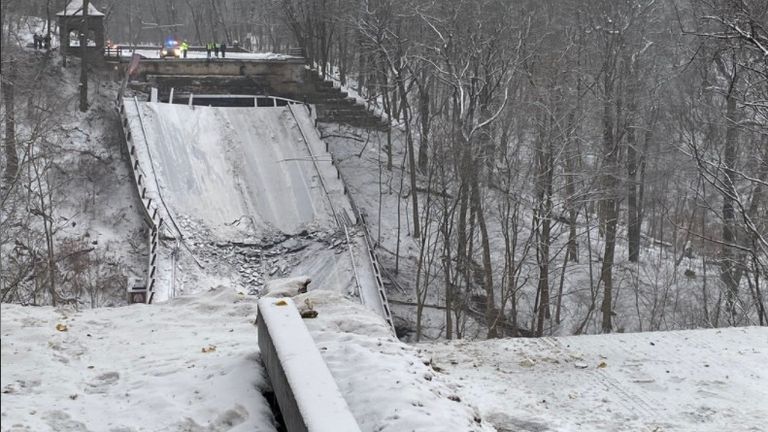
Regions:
[[79, 0, 90, 112]]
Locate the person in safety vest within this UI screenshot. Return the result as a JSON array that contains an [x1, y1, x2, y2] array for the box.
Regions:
[[180, 41, 189, 58]]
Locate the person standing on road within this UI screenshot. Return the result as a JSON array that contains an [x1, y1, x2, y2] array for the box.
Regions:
[[43, 34, 51, 49], [206, 42, 212, 59], [214, 42, 220, 58], [220, 42, 226, 58], [180, 40, 189, 58], [33, 33, 40, 49]]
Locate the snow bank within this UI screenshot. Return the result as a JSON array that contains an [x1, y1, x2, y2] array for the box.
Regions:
[[295, 290, 494, 432], [1, 288, 277, 432], [423, 327, 768, 432]]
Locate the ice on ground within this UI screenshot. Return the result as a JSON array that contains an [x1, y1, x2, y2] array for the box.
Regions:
[[1, 287, 276, 432], [422, 327, 768, 432]]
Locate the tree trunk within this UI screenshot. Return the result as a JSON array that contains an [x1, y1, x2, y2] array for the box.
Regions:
[[396, 69, 420, 238], [535, 119, 554, 336], [444, 232, 453, 340], [2, 59, 18, 184], [79, 0, 89, 113], [627, 124, 640, 262], [417, 72, 430, 172], [46, 0, 52, 40], [600, 67, 618, 333], [720, 80, 742, 321], [601, 201, 619, 333], [472, 177, 495, 338], [564, 112, 579, 262]]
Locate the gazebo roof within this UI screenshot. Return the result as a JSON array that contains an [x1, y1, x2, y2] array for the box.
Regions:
[[57, 0, 105, 17]]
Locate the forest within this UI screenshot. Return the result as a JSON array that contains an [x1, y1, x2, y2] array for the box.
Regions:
[[2, 0, 766, 339]]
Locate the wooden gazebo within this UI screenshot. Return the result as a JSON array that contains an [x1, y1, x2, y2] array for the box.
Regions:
[[57, 0, 105, 57]]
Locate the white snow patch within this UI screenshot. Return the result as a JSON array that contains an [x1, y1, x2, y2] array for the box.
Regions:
[[1, 287, 277, 432], [423, 327, 768, 431]]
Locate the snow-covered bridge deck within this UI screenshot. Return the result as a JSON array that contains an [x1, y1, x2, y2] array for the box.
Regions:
[[124, 101, 345, 237]]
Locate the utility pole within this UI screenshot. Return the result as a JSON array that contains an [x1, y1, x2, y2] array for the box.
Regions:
[[79, 0, 89, 112]]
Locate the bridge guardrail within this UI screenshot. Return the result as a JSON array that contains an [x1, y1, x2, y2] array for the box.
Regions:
[[116, 94, 164, 304], [288, 104, 396, 334]]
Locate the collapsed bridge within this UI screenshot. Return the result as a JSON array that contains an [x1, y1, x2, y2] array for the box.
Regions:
[[114, 53, 399, 429], [119, 94, 393, 330]]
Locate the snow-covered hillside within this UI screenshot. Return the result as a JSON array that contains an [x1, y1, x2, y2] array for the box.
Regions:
[[1, 47, 145, 307]]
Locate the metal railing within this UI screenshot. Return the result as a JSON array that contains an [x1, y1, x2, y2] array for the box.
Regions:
[[287, 104, 396, 334], [116, 93, 164, 304], [172, 93, 304, 108]]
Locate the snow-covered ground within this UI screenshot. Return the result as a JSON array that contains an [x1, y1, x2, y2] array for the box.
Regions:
[[423, 327, 768, 432], [4, 289, 766, 431], [286, 290, 494, 432], [1, 288, 277, 432], [1, 287, 492, 432], [319, 117, 765, 340], [1, 42, 145, 306]]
